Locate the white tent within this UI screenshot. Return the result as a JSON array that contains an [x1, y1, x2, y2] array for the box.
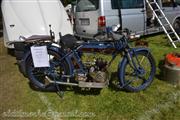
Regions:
[[1, 0, 73, 48]]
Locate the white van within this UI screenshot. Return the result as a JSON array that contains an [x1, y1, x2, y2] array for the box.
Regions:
[[75, 0, 180, 38], [1, 0, 73, 48]]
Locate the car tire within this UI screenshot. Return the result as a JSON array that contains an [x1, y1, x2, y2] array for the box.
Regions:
[[173, 19, 180, 34]]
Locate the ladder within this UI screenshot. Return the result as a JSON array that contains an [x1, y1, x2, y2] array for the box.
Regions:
[[145, 0, 180, 48]]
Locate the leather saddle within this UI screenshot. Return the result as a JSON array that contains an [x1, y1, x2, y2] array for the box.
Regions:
[[20, 35, 53, 42]]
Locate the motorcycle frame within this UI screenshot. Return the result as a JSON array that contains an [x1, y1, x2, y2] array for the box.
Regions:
[[58, 41, 118, 78], [56, 39, 152, 88], [57, 37, 149, 80]]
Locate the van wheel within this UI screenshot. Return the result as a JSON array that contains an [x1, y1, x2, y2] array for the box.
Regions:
[[173, 19, 180, 34]]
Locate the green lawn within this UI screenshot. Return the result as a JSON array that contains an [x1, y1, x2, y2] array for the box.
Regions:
[[0, 34, 180, 120]]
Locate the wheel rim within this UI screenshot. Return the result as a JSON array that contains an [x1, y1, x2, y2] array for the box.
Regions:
[[124, 53, 152, 89]]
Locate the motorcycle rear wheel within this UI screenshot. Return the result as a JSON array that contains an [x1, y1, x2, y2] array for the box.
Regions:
[[26, 49, 70, 91]]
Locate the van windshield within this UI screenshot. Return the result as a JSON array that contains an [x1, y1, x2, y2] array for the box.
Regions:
[[76, 0, 99, 12]]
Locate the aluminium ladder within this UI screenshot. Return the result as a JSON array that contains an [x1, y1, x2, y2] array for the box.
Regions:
[[146, 0, 180, 48]]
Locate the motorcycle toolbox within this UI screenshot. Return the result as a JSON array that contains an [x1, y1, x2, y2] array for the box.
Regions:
[[1, 0, 73, 48]]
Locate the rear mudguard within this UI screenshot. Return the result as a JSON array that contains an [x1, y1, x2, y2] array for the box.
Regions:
[[118, 47, 151, 88], [18, 45, 73, 77]]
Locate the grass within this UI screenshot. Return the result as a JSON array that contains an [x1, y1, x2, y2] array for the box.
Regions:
[[0, 34, 180, 120]]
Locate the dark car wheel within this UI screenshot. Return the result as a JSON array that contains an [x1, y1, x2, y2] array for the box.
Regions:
[[173, 19, 180, 34]]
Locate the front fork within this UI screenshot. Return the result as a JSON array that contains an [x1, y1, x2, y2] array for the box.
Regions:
[[125, 48, 149, 71], [125, 49, 139, 70]]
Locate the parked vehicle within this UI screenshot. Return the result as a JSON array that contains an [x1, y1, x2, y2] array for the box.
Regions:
[[13, 26, 156, 93], [1, 0, 73, 48], [74, 0, 180, 39]]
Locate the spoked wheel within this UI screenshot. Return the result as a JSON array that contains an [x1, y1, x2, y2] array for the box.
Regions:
[[119, 50, 156, 92], [26, 49, 69, 91]]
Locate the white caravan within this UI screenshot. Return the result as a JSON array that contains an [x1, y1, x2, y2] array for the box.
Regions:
[[1, 0, 73, 48]]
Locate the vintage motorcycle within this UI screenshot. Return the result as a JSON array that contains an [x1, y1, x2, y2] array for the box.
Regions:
[[13, 26, 156, 93]]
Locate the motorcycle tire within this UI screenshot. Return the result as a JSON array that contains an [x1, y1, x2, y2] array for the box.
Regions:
[[26, 49, 70, 92], [118, 50, 156, 92]]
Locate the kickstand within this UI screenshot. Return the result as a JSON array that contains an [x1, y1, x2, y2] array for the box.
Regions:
[[57, 90, 64, 99], [55, 79, 65, 99]]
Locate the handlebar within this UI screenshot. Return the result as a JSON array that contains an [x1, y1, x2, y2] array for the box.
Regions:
[[93, 28, 140, 41], [93, 31, 106, 38], [93, 30, 124, 41]]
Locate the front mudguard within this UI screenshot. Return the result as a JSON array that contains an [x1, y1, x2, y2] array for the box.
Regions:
[[117, 47, 151, 88], [18, 44, 73, 77]]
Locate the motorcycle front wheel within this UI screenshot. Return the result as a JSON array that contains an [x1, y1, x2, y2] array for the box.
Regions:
[[26, 49, 70, 91], [118, 50, 156, 92]]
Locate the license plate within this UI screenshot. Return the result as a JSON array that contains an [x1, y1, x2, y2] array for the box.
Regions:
[[81, 19, 90, 25]]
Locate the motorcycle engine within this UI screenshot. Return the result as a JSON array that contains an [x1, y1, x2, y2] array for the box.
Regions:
[[86, 58, 108, 83]]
